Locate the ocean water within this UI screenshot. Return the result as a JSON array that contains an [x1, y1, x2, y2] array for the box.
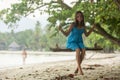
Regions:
[[0, 52, 75, 68]]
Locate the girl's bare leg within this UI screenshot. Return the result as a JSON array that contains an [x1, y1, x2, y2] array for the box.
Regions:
[[75, 48, 83, 75], [23, 56, 26, 65], [74, 56, 82, 74], [23, 58, 25, 65], [74, 49, 85, 75]]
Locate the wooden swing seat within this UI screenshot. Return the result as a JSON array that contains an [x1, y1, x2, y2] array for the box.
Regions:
[[50, 47, 103, 52]]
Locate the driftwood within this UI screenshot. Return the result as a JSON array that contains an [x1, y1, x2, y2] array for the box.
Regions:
[[50, 47, 103, 52]]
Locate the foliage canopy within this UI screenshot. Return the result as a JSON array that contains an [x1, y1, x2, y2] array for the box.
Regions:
[[0, 0, 120, 47]]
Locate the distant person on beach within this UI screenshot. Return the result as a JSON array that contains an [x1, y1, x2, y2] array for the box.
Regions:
[[59, 11, 96, 75], [22, 49, 27, 65]]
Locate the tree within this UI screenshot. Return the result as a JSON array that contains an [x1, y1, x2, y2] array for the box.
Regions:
[[15, 29, 34, 49], [0, 0, 120, 46], [32, 21, 42, 50]]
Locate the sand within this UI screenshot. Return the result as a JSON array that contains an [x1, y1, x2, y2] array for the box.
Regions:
[[0, 52, 120, 80]]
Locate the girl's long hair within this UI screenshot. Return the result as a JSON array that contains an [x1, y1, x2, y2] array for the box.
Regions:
[[74, 11, 85, 27]]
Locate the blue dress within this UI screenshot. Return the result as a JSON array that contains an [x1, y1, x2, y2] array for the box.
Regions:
[[66, 26, 85, 51]]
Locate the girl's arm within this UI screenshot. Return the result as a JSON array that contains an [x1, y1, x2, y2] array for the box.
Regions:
[[84, 24, 96, 37], [59, 23, 74, 37]]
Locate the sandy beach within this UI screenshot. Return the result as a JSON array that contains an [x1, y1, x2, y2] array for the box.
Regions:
[[0, 51, 120, 80]]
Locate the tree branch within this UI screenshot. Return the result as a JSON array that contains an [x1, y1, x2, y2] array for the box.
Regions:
[[25, 0, 72, 17], [73, 0, 82, 8], [114, 0, 120, 10], [95, 23, 120, 46], [56, 0, 72, 10], [25, 3, 49, 17]]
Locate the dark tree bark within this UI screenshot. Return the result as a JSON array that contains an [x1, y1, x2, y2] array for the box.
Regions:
[[95, 23, 120, 46], [114, 0, 120, 10]]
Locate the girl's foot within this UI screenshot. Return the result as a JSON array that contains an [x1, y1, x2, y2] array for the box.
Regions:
[[74, 68, 78, 74], [68, 74, 74, 78], [80, 72, 84, 75], [78, 69, 84, 75], [74, 68, 84, 75], [74, 68, 78, 76], [79, 71, 84, 75]]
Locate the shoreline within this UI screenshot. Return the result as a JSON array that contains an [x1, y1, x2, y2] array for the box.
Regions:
[[0, 53, 120, 80], [0, 50, 119, 54], [0, 51, 118, 69], [0, 51, 75, 56]]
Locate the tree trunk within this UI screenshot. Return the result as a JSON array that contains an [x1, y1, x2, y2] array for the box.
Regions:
[[114, 0, 120, 10], [95, 23, 120, 46]]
